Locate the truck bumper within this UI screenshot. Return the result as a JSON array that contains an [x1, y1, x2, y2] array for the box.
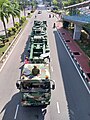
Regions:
[[21, 100, 50, 107]]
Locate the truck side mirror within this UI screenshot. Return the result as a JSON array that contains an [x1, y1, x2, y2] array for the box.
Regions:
[[52, 84, 55, 90], [50, 79, 55, 90], [16, 81, 21, 89]]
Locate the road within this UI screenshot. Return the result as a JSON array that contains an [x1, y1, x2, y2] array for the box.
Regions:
[[54, 26, 90, 119], [0, 5, 90, 120], [0, 6, 69, 120]]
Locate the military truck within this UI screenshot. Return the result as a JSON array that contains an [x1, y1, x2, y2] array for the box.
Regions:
[[16, 63, 55, 106], [30, 20, 47, 39], [29, 20, 49, 63], [29, 35, 50, 63]]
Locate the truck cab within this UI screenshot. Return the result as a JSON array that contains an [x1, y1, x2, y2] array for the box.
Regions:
[[16, 63, 55, 107]]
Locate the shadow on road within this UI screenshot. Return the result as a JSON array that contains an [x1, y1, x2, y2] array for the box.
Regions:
[[19, 35, 30, 74], [18, 106, 47, 120], [0, 92, 21, 120], [0, 92, 47, 120], [20, 35, 30, 62]]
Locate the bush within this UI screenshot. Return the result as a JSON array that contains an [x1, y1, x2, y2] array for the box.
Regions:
[[1, 39, 6, 45], [8, 28, 13, 36], [5, 38, 9, 42], [14, 22, 20, 29], [8, 26, 17, 36], [12, 27, 17, 33], [0, 35, 5, 39], [20, 16, 26, 24]]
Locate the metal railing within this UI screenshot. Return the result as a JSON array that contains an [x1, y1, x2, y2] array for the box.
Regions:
[[58, 30, 90, 93]]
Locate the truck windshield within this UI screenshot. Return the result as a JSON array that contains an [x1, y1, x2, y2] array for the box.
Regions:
[[21, 81, 50, 92]]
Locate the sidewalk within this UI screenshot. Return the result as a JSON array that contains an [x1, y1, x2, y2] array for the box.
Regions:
[[56, 21, 90, 83]]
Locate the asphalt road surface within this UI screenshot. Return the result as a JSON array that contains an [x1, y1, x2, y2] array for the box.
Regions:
[[54, 25, 90, 119], [1, 5, 90, 120]]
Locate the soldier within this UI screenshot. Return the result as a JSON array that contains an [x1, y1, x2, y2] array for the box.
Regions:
[[24, 57, 30, 64], [32, 66, 40, 76]]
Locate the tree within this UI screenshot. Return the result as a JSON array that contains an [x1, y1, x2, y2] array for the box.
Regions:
[[0, 0, 10, 38], [30, 0, 37, 11], [53, 0, 58, 6], [9, 1, 20, 26], [18, 0, 31, 16], [62, 0, 85, 7]]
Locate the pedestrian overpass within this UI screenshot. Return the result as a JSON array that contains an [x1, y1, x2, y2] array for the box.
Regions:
[[62, 0, 90, 40], [62, 15, 90, 40]]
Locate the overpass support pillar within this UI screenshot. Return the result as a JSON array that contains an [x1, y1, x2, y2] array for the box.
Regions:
[[73, 24, 82, 40]]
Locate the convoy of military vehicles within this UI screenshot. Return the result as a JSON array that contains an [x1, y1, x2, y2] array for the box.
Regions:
[[16, 20, 55, 107]]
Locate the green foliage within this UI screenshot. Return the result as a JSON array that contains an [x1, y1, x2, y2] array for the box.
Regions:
[[8, 28, 13, 36], [11, 1, 20, 18], [12, 27, 17, 33], [14, 22, 20, 29], [62, 0, 85, 7], [20, 16, 26, 24], [0, 36, 9, 45], [8, 26, 17, 36], [8, 1, 20, 26], [18, 0, 37, 11], [0, 35, 5, 40], [0, 0, 20, 37], [30, 0, 37, 10], [0, 0, 11, 37], [5, 38, 9, 42], [52, 0, 58, 6], [62, 1, 69, 7], [83, 24, 90, 29], [0, 0, 9, 7]]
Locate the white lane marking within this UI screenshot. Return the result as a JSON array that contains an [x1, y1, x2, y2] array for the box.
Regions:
[[70, 109, 74, 115], [57, 102, 60, 113], [14, 104, 19, 119], [0, 20, 30, 72], [51, 66, 53, 72], [56, 29, 90, 94]]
